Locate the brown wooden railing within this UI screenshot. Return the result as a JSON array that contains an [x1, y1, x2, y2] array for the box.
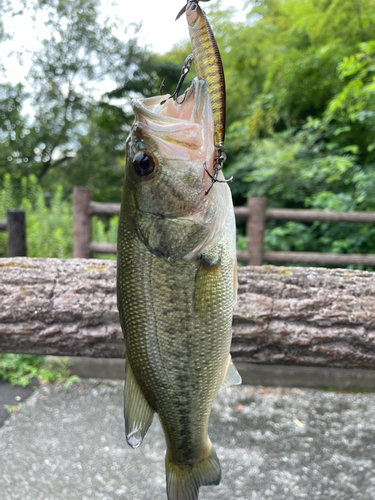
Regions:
[[0, 209, 27, 257], [73, 187, 375, 266]]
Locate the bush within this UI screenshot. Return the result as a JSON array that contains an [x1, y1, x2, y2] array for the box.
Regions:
[[92, 214, 118, 261], [0, 353, 80, 388], [0, 174, 73, 258], [0, 174, 118, 259]]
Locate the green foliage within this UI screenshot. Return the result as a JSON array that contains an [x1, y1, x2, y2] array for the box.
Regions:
[[0, 353, 80, 388], [0, 174, 73, 258], [0, 0, 172, 201], [92, 214, 119, 260], [201, 0, 375, 263], [0, 174, 118, 258], [92, 215, 118, 244], [221, 0, 375, 170], [215, 0, 375, 134], [227, 128, 359, 203], [43, 102, 127, 201], [3, 403, 22, 414], [226, 126, 375, 261], [0, 83, 30, 178], [22, 0, 130, 193], [323, 40, 375, 158]]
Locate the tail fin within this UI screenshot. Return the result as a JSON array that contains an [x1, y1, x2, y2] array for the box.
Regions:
[[165, 445, 221, 500]]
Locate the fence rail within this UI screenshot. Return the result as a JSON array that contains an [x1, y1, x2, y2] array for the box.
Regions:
[[0, 210, 27, 257], [74, 188, 375, 266]]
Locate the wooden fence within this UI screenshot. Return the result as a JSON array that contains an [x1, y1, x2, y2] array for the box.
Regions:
[[0, 209, 27, 257], [73, 187, 375, 267]]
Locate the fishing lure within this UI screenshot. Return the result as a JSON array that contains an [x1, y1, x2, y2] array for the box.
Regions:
[[175, 0, 230, 194], [176, 0, 225, 147]]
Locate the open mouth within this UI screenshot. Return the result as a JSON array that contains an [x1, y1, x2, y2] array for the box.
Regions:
[[131, 78, 212, 150]]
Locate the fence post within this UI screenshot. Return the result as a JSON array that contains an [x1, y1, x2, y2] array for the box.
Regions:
[[7, 210, 27, 257], [73, 187, 92, 258], [247, 197, 267, 265]]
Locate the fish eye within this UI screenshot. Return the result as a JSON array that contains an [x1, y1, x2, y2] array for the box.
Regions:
[[133, 151, 157, 177]]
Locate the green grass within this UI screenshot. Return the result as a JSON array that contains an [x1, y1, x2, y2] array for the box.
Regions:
[[0, 353, 80, 389], [320, 387, 374, 394]]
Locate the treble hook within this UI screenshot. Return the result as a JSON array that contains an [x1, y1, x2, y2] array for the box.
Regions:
[[204, 164, 233, 196], [204, 143, 232, 196], [168, 53, 194, 104]]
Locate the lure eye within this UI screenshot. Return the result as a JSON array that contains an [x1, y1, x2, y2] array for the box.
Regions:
[[133, 151, 157, 177]]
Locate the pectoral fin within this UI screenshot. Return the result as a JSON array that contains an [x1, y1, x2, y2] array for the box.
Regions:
[[124, 360, 155, 449], [221, 356, 242, 390]]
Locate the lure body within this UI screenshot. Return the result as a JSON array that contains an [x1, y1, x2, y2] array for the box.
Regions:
[[185, 0, 226, 146]]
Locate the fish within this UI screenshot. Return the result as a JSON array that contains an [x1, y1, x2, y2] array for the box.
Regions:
[[177, 0, 226, 147], [117, 77, 241, 500]]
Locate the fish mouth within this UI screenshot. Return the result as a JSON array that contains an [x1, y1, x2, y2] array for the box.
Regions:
[[131, 77, 213, 152]]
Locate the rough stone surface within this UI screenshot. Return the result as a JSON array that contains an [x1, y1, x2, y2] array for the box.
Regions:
[[1, 258, 375, 368], [1, 380, 375, 500]]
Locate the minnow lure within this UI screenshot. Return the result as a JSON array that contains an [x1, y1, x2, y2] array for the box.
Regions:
[[176, 0, 229, 194], [176, 0, 226, 148]]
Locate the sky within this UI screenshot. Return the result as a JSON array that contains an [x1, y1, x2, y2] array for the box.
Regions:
[[108, 0, 248, 53], [1, 0, 249, 86]]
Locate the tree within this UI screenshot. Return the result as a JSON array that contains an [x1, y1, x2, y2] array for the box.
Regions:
[[199, 0, 375, 262], [25, 0, 136, 196], [0, 83, 34, 189], [0, 0, 183, 201]]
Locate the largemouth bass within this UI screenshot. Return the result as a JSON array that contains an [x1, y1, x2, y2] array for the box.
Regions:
[[117, 77, 241, 500]]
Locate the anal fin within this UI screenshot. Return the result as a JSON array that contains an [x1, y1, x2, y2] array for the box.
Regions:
[[124, 360, 155, 449], [221, 356, 242, 390]]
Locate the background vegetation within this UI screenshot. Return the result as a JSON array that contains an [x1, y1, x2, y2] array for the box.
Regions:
[[0, 0, 375, 260], [0, 353, 80, 388]]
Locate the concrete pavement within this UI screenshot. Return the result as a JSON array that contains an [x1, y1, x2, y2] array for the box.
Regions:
[[1, 379, 375, 499], [0, 379, 38, 427]]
